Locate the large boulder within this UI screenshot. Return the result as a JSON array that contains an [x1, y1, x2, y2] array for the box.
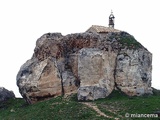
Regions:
[[77, 48, 115, 100], [17, 25, 152, 103], [0, 87, 15, 102], [115, 49, 152, 96]]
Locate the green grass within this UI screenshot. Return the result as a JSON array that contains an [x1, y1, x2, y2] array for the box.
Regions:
[[0, 95, 105, 120], [0, 89, 160, 120], [95, 90, 160, 119], [119, 35, 142, 49]]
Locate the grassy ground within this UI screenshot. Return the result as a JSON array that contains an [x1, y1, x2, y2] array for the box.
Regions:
[[95, 89, 160, 120], [0, 88, 160, 120]]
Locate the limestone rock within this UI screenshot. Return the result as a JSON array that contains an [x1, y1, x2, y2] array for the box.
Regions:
[[62, 71, 77, 94], [0, 87, 15, 102], [77, 48, 115, 100], [17, 25, 152, 103], [115, 49, 152, 96], [33, 33, 63, 61], [16, 58, 63, 104]]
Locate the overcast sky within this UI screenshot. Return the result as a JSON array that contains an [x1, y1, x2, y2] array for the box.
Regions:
[[0, 0, 159, 97]]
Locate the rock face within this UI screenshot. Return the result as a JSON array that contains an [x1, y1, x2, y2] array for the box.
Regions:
[[17, 25, 152, 103], [0, 87, 15, 102], [115, 49, 152, 96], [77, 48, 115, 100]]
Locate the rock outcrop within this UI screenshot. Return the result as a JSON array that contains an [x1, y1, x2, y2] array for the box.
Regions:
[[17, 25, 152, 103], [0, 87, 15, 102], [115, 49, 152, 96]]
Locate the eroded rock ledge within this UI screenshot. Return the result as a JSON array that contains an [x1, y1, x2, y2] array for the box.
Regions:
[[16, 25, 152, 104]]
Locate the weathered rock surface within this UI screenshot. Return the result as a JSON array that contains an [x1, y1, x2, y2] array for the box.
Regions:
[[0, 87, 15, 102], [17, 25, 152, 103], [77, 48, 115, 100], [115, 49, 152, 96]]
